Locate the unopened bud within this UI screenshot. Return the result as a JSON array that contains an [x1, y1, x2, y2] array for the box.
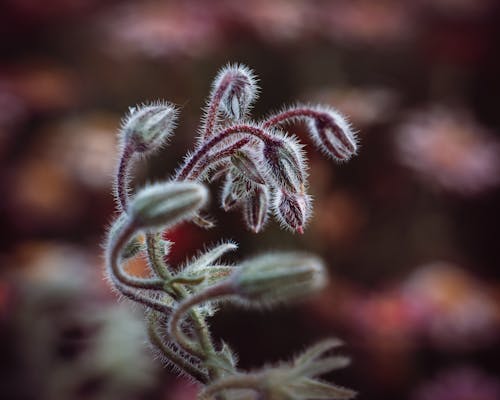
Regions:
[[307, 107, 357, 161], [263, 135, 307, 193], [231, 150, 266, 185], [232, 252, 326, 306], [273, 190, 311, 234], [243, 186, 269, 233], [221, 171, 255, 211], [215, 64, 258, 120], [129, 181, 208, 231], [121, 102, 178, 153]]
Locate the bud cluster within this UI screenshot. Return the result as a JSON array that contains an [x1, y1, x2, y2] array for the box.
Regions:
[[104, 63, 358, 399]]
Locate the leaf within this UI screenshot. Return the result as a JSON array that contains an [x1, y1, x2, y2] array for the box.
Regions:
[[288, 377, 356, 400], [183, 242, 238, 274], [295, 339, 344, 366]]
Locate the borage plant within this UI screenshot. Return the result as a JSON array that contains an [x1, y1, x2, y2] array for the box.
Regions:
[[105, 64, 358, 400]]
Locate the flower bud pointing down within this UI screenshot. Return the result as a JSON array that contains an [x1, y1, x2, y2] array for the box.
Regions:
[[273, 190, 312, 234], [129, 181, 208, 231]]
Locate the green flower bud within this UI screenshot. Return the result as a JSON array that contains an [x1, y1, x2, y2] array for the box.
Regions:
[[232, 252, 326, 306], [121, 102, 178, 153], [129, 181, 208, 231]]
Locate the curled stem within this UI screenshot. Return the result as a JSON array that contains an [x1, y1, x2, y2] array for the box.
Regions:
[[106, 218, 172, 312], [169, 281, 234, 363], [115, 143, 135, 212], [107, 217, 166, 290], [202, 74, 232, 141], [147, 312, 209, 383], [262, 107, 322, 129], [176, 124, 277, 181]]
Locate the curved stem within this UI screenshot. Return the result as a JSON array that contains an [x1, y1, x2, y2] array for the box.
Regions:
[[107, 218, 165, 290], [262, 107, 321, 129], [145, 232, 223, 376], [202, 74, 232, 141], [146, 232, 172, 280], [187, 137, 252, 181], [106, 218, 173, 312], [201, 373, 261, 399], [176, 124, 276, 181], [147, 312, 208, 383], [115, 144, 135, 212], [169, 281, 234, 363]]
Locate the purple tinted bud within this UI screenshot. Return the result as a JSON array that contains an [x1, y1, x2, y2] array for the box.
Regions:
[[231, 150, 266, 185], [214, 64, 259, 120], [273, 189, 312, 234], [221, 171, 254, 211], [243, 186, 270, 233], [307, 107, 357, 161], [263, 135, 307, 193]]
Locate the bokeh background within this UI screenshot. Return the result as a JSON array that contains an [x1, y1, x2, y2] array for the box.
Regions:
[[1, 1, 500, 399]]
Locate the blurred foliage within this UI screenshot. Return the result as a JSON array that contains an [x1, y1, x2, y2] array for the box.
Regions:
[[0, 1, 499, 399]]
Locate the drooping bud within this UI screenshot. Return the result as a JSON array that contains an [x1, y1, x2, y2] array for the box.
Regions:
[[307, 107, 357, 161], [273, 189, 311, 234], [230, 150, 266, 185], [221, 171, 255, 211], [214, 64, 258, 120], [121, 102, 178, 154], [263, 134, 307, 193], [243, 186, 269, 233], [129, 181, 208, 231], [231, 252, 327, 306]]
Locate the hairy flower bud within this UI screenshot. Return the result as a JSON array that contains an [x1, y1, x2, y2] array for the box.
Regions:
[[121, 102, 178, 153], [243, 186, 269, 233], [221, 171, 255, 211], [129, 181, 208, 230], [307, 107, 357, 161], [230, 150, 266, 185], [273, 190, 311, 234], [231, 252, 326, 306], [263, 135, 307, 193], [214, 64, 258, 120]]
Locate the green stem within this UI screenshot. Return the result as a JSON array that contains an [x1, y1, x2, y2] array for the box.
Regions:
[[169, 281, 234, 365], [147, 312, 208, 383]]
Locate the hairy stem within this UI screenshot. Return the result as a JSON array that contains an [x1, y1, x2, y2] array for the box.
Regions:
[[169, 281, 234, 367], [262, 107, 322, 129], [202, 74, 232, 141], [176, 124, 277, 181], [145, 232, 224, 380], [108, 218, 166, 290], [115, 144, 135, 212], [147, 312, 208, 383], [146, 232, 172, 280], [106, 218, 173, 312]]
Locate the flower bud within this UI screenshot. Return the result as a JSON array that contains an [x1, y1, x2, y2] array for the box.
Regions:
[[121, 102, 178, 153], [214, 64, 258, 120], [263, 135, 307, 193], [273, 190, 311, 234], [129, 181, 208, 231], [307, 107, 357, 161], [232, 252, 326, 306], [243, 186, 269, 233], [221, 171, 255, 211], [230, 150, 266, 185]]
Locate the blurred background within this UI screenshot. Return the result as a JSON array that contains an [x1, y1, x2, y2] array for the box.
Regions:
[[1, 0, 499, 399]]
